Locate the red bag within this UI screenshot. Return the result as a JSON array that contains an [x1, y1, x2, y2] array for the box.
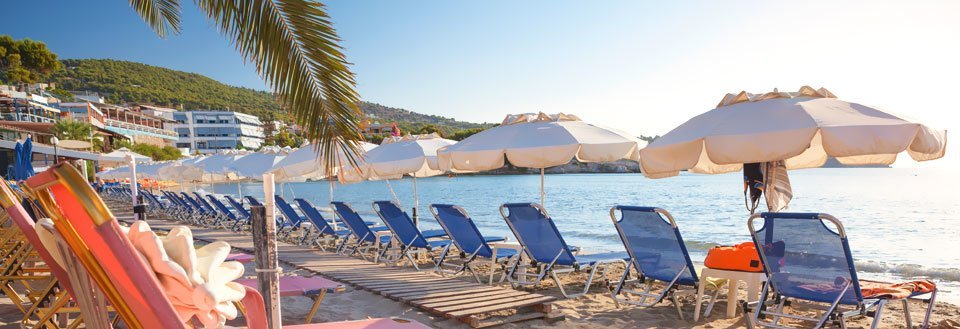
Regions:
[[704, 242, 763, 272]]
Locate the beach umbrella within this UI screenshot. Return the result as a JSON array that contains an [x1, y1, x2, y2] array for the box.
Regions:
[[438, 112, 646, 205], [194, 153, 245, 182], [158, 162, 205, 191], [97, 166, 129, 180], [362, 133, 458, 226], [136, 162, 166, 179], [229, 151, 286, 179], [99, 147, 151, 166], [225, 150, 287, 198], [639, 86, 948, 212], [13, 141, 23, 180], [269, 141, 377, 182], [22, 137, 35, 178]]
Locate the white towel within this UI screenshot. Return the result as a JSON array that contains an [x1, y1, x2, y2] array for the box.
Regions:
[[762, 161, 793, 212]]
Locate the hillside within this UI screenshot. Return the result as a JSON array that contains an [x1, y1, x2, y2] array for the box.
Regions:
[[50, 59, 487, 132]]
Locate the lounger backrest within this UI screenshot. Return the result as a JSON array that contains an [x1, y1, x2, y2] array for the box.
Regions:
[[373, 201, 428, 248], [180, 192, 203, 211], [749, 212, 862, 305], [194, 192, 215, 210], [295, 198, 335, 235], [611, 206, 698, 285], [500, 203, 577, 266], [274, 195, 302, 226], [225, 195, 250, 219], [431, 204, 493, 258], [0, 179, 76, 295], [25, 164, 185, 328], [331, 201, 376, 242], [244, 196, 263, 207], [207, 195, 237, 220], [169, 192, 189, 209]]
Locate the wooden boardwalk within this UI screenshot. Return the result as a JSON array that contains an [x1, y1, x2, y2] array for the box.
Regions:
[[107, 203, 560, 328]]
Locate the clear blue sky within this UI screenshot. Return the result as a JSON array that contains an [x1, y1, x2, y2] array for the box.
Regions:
[[2, 1, 958, 166]]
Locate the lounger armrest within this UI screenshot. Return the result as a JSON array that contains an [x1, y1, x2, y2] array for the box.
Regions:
[[240, 286, 268, 329]]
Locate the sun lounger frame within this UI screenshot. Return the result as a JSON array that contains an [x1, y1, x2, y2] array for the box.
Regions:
[[747, 212, 937, 329], [499, 203, 625, 298]]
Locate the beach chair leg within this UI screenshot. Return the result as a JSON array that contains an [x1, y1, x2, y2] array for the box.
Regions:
[[902, 299, 912, 329], [748, 280, 770, 329], [814, 283, 851, 329], [869, 300, 887, 329], [923, 289, 936, 328], [671, 293, 684, 321], [610, 261, 635, 308], [305, 290, 327, 324], [550, 270, 570, 298], [703, 286, 722, 319]]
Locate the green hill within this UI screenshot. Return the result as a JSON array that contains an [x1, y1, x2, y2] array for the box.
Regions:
[[50, 59, 488, 134]]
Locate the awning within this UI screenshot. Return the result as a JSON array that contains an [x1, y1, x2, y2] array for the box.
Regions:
[[0, 139, 99, 161]]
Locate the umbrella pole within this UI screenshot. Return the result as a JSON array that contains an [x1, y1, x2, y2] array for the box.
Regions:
[[128, 157, 140, 220], [254, 173, 282, 329], [412, 174, 419, 228], [540, 168, 545, 206]]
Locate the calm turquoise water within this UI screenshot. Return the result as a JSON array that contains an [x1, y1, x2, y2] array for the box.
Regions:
[[201, 168, 960, 301]]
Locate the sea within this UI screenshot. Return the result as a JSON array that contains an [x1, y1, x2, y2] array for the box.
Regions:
[[200, 168, 960, 303]]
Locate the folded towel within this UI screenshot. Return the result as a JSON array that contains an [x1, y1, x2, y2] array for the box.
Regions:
[[796, 279, 936, 300], [860, 279, 936, 300]]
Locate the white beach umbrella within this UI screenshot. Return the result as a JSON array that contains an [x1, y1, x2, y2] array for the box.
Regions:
[[97, 166, 128, 180], [136, 162, 166, 179], [229, 152, 287, 179], [362, 133, 459, 226], [99, 147, 151, 165], [438, 112, 647, 205], [639, 86, 948, 211], [194, 154, 245, 182], [270, 141, 377, 182], [158, 162, 205, 182]]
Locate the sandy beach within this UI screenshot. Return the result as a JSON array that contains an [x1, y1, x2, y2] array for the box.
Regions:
[[219, 254, 960, 329]]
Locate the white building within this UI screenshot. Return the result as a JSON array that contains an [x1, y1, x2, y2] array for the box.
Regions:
[[170, 110, 264, 154]]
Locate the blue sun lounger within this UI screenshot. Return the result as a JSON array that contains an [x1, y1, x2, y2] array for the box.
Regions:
[[181, 192, 215, 224], [244, 196, 262, 207], [224, 195, 250, 231], [609, 206, 714, 319], [206, 195, 240, 230], [225, 195, 250, 219], [331, 201, 392, 261], [274, 195, 309, 240], [430, 204, 514, 283], [193, 192, 224, 226], [161, 191, 190, 221], [748, 212, 937, 329], [371, 201, 451, 270], [499, 203, 629, 298], [294, 198, 351, 249]]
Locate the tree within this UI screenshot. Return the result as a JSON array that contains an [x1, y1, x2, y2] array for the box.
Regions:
[[127, 0, 364, 173], [415, 124, 443, 137], [274, 129, 303, 148], [366, 134, 384, 145], [449, 127, 485, 141], [128, 143, 182, 161], [52, 119, 93, 141], [48, 88, 75, 102], [0, 35, 61, 83]]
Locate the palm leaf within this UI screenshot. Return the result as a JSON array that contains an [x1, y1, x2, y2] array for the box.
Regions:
[[193, 0, 365, 173], [128, 0, 183, 38]]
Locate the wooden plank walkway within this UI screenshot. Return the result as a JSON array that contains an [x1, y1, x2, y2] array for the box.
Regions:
[[107, 202, 560, 328]]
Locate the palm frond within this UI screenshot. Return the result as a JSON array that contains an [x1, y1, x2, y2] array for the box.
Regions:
[[194, 0, 365, 173], [128, 0, 183, 38]]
